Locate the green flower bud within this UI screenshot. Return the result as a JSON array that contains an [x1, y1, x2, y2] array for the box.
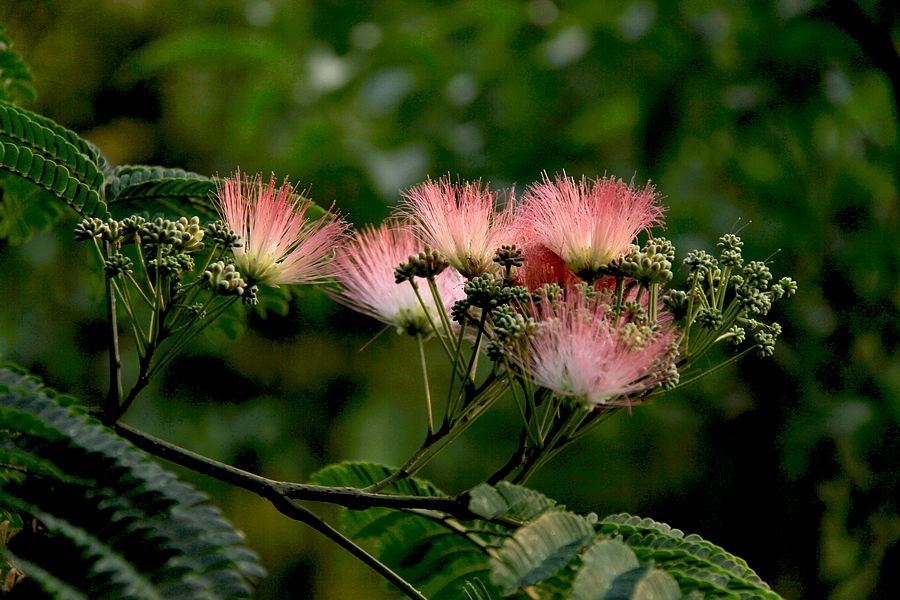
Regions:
[[407, 245, 449, 278], [74, 218, 105, 241], [203, 261, 246, 296], [103, 253, 133, 278], [174, 216, 205, 252], [493, 244, 525, 270], [205, 220, 242, 248], [695, 306, 724, 330]]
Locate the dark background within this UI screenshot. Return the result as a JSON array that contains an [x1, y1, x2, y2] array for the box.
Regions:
[[1, 1, 899, 598]]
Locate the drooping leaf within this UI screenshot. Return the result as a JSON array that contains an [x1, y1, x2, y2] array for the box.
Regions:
[[569, 539, 640, 600], [0, 363, 266, 599], [602, 564, 683, 600], [309, 462, 501, 600], [490, 510, 595, 594], [468, 481, 561, 521], [598, 514, 783, 599]]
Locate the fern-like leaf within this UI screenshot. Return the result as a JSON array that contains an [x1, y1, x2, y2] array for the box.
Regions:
[[0, 102, 105, 190], [0, 26, 35, 104], [598, 514, 783, 599], [309, 462, 501, 600], [0, 363, 265, 599], [104, 165, 220, 221]]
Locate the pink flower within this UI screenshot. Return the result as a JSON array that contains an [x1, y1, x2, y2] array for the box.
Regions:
[[329, 223, 465, 336], [519, 289, 677, 408], [522, 174, 664, 277], [397, 177, 518, 278], [216, 172, 348, 287]]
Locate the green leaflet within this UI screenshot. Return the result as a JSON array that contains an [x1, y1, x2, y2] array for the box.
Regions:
[[0, 142, 107, 243], [0, 363, 265, 599], [0, 26, 35, 105], [598, 514, 783, 600], [308, 462, 501, 600], [0, 102, 105, 190], [0, 97, 110, 242], [104, 165, 219, 220], [468, 481, 562, 521], [490, 511, 596, 594]]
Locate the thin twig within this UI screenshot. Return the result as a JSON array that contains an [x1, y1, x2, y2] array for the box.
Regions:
[[268, 496, 428, 600], [114, 422, 477, 517]]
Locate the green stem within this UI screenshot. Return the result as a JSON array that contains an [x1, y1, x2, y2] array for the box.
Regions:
[[442, 319, 469, 425], [427, 276, 457, 354], [416, 333, 435, 435], [102, 242, 124, 416], [505, 364, 541, 448]]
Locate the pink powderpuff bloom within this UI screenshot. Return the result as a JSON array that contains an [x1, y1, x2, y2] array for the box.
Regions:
[[520, 289, 677, 408], [398, 176, 518, 279], [522, 173, 665, 277], [216, 172, 349, 287], [329, 223, 465, 336]]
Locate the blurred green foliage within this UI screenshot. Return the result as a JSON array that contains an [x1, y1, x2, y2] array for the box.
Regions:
[[1, 0, 899, 598]]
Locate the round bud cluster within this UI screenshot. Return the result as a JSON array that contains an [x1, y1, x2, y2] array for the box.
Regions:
[[621, 301, 645, 324], [174, 216, 205, 252], [771, 277, 798, 300], [755, 329, 777, 357], [486, 304, 538, 361], [74, 218, 105, 241], [717, 234, 744, 268], [695, 306, 724, 330], [619, 240, 673, 286], [619, 322, 654, 350], [727, 325, 746, 345], [410, 246, 450, 278], [464, 272, 511, 310], [742, 261, 772, 290], [149, 253, 195, 279], [493, 244, 525, 272], [736, 284, 772, 315], [101, 219, 123, 244], [203, 261, 246, 296], [683, 249, 717, 274], [120, 215, 147, 238], [103, 253, 133, 278], [205, 220, 242, 248], [662, 290, 690, 321], [139, 217, 182, 246], [532, 283, 564, 307]]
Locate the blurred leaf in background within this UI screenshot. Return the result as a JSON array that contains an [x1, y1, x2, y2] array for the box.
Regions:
[[1, 0, 899, 598]]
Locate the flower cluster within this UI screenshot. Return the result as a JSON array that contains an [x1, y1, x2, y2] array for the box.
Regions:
[[83, 166, 796, 480]]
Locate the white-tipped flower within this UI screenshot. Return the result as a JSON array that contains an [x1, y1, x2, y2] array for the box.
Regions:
[[216, 172, 348, 287], [330, 223, 465, 336]]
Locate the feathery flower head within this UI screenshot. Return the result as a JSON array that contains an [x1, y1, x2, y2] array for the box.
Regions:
[[522, 173, 665, 279], [519, 288, 678, 408], [329, 223, 465, 336], [398, 176, 518, 279], [216, 172, 348, 287]]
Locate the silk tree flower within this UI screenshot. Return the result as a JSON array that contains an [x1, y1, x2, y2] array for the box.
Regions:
[[398, 176, 518, 278], [522, 173, 664, 278], [519, 289, 677, 408], [329, 223, 465, 336], [216, 172, 348, 287]]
